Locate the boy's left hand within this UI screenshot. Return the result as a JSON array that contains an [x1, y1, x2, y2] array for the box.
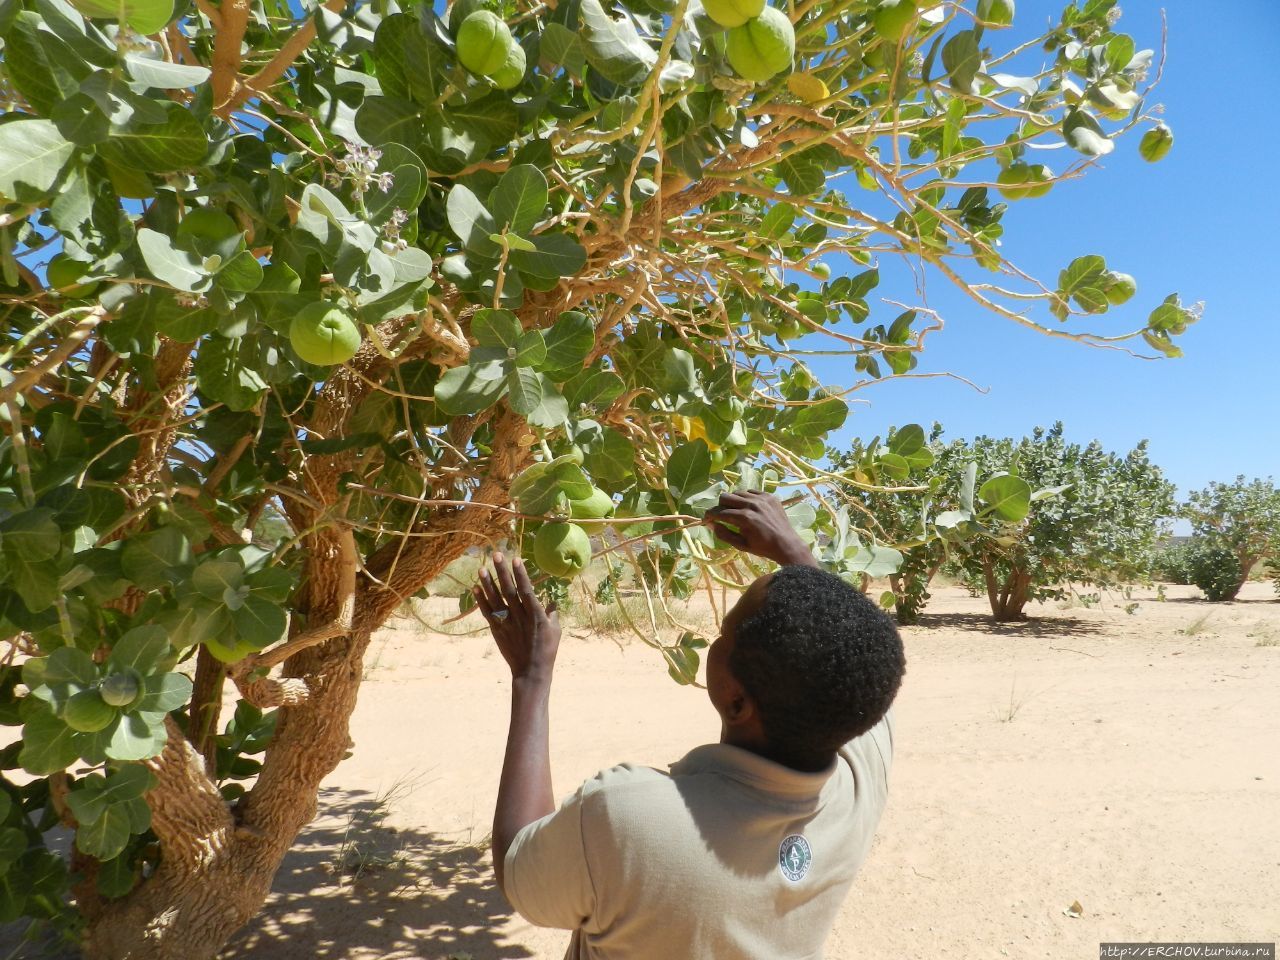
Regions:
[[474, 553, 562, 683]]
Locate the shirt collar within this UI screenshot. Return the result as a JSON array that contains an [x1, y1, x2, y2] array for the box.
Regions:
[[671, 743, 839, 799]]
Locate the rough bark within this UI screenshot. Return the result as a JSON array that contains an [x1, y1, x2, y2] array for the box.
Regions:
[[80, 410, 531, 960]]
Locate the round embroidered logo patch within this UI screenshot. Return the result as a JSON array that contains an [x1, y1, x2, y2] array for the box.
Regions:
[[778, 835, 812, 882]]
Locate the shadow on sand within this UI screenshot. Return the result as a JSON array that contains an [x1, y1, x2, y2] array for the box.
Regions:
[[911, 612, 1109, 638], [219, 786, 534, 960]]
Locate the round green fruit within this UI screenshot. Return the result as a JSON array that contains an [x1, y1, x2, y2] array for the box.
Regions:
[[569, 487, 615, 529], [996, 163, 1032, 200], [712, 101, 737, 129], [47, 255, 100, 298], [533, 522, 592, 578], [725, 7, 795, 83], [490, 41, 526, 89], [447, 0, 486, 29], [703, 0, 764, 29], [290, 301, 361, 366], [456, 11, 514, 76], [1103, 271, 1137, 306], [811, 261, 832, 280], [205, 636, 255, 664], [64, 690, 117, 733], [872, 0, 917, 43], [1024, 163, 1053, 199], [775, 317, 804, 341], [99, 672, 141, 708]]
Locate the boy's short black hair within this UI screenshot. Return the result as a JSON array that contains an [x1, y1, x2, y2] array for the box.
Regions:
[[729, 565, 905, 768]]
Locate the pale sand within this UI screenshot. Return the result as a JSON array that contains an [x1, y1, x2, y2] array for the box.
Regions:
[[218, 583, 1280, 959]]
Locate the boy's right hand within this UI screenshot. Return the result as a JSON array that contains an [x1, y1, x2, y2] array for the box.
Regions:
[[705, 491, 819, 568]]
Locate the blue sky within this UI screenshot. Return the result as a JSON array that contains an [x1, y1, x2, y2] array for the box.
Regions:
[[809, 0, 1280, 507]]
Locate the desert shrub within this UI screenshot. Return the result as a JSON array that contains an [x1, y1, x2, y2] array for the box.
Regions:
[[1152, 542, 1197, 584], [1183, 541, 1243, 602]]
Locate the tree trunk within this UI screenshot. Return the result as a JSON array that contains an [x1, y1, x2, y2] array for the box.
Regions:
[[80, 410, 530, 959], [1232, 552, 1257, 600], [981, 554, 1000, 617], [991, 570, 1031, 622]]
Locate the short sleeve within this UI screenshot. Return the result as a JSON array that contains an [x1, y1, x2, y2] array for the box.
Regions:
[[502, 785, 598, 930]]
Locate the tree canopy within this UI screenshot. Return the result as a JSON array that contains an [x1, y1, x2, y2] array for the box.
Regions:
[[0, 0, 1194, 954]]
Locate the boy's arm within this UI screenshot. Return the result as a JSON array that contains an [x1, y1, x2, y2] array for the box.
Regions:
[[474, 554, 561, 896], [705, 491, 820, 568]]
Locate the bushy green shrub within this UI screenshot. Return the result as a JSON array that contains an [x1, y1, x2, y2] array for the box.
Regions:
[[1152, 542, 1197, 584], [1184, 541, 1242, 602]]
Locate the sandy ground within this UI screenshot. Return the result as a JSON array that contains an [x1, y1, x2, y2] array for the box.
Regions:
[[213, 582, 1280, 960]]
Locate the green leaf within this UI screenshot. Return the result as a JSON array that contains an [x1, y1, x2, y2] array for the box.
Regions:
[[845, 541, 903, 578], [662, 642, 700, 685], [941, 29, 982, 94], [510, 232, 587, 279], [96, 853, 139, 899], [512, 458, 591, 513], [507, 368, 569, 427], [355, 96, 424, 151], [193, 337, 269, 411], [666, 439, 711, 500], [108, 625, 170, 674], [4, 12, 87, 115], [0, 509, 63, 563], [1139, 123, 1173, 163], [758, 203, 795, 241], [792, 396, 848, 437], [578, 0, 657, 86], [74, 805, 132, 861], [582, 424, 634, 482], [105, 712, 167, 762], [0, 828, 25, 869], [68, 0, 177, 35], [541, 22, 586, 73], [888, 424, 925, 457], [120, 527, 190, 590], [101, 101, 208, 172], [191, 559, 245, 602], [233, 595, 287, 649], [565, 367, 624, 409], [123, 53, 210, 88], [0, 120, 76, 204], [489, 165, 548, 235], [215, 251, 264, 293], [19, 708, 80, 775], [1062, 110, 1114, 157], [539, 312, 595, 378], [434, 364, 508, 415], [776, 156, 824, 197], [44, 647, 99, 686], [978, 474, 1032, 522], [371, 13, 445, 104], [471, 309, 522, 348], [364, 165, 423, 229], [137, 228, 209, 292], [445, 184, 500, 257], [135, 672, 192, 713]]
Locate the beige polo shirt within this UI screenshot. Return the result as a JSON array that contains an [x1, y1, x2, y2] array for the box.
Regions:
[[504, 710, 895, 959]]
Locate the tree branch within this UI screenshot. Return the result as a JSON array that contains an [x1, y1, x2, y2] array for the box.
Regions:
[[0, 307, 104, 405], [143, 717, 235, 873], [211, 0, 251, 115], [231, 0, 346, 111]]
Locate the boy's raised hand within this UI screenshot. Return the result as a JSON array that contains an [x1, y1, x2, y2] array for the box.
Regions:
[[705, 491, 818, 568], [474, 553, 562, 683]]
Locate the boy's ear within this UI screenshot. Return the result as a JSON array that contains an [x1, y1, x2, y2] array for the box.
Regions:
[[725, 688, 756, 726]]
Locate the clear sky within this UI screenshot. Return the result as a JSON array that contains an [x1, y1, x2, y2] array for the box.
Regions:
[[809, 0, 1280, 508]]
